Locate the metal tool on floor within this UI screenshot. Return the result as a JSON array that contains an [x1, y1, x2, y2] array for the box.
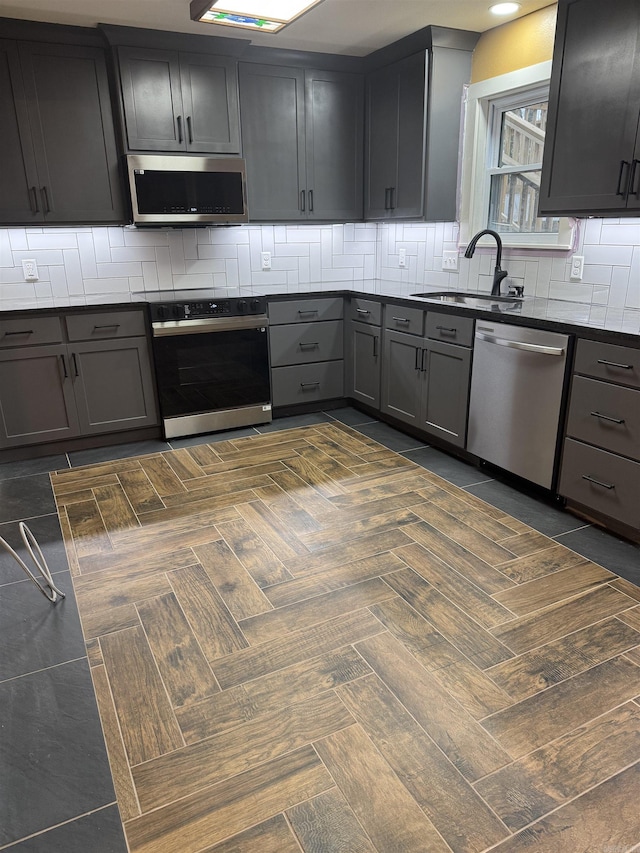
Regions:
[[0, 522, 65, 604]]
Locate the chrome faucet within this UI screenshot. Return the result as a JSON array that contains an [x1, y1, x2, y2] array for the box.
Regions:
[[464, 229, 508, 296]]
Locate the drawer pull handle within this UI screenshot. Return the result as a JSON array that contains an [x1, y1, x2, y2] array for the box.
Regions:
[[356, 308, 370, 315], [582, 474, 615, 490], [597, 359, 633, 370], [297, 309, 318, 315], [392, 316, 410, 323], [299, 341, 319, 348], [300, 381, 320, 388], [93, 324, 121, 330], [436, 326, 457, 334], [590, 411, 625, 425], [4, 330, 34, 336]]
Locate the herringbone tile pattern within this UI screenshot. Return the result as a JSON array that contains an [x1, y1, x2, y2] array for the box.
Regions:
[[51, 422, 640, 853]]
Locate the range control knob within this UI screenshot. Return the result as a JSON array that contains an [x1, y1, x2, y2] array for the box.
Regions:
[[250, 298, 261, 313], [171, 304, 182, 319], [236, 299, 248, 313], [155, 305, 167, 320]]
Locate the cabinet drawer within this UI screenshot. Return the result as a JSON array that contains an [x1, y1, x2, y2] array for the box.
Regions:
[[271, 360, 344, 407], [384, 303, 425, 336], [268, 297, 343, 325], [425, 312, 474, 347], [567, 376, 640, 462], [65, 310, 146, 342], [574, 339, 640, 388], [559, 438, 640, 529], [0, 316, 62, 348], [350, 297, 381, 326], [270, 321, 343, 367]]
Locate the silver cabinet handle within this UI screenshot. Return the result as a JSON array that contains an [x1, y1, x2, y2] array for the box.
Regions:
[[597, 359, 633, 370], [356, 308, 370, 315], [93, 324, 120, 331], [616, 160, 630, 196], [71, 353, 79, 377], [186, 115, 193, 145], [308, 189, 314, 212], [29, 186, 39, 214], [299, 341, 319, 348], [297, 308, 318, 315], [176, 115, 183, 144], [40, 186, 50, 214], [414, 346, 421, 370], [300, 190, 306, 212], [373, 335, 378, 358], [476, 332, 565, 356], [590, 411, 625, 424], [300, 381, 320, 388], [392, 316, 409, 323], [582, 474, 615, 490], [436, 325, 457, 335], [60, 354, 68, 378], [4, 329, 33, 336]]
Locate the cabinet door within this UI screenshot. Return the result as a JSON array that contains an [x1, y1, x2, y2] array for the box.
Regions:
[[421, 339, 471, 448], [347, 322, 381, 409], [0, 345, 80, 448], [540, 0, 640, 214], [239, 63, 306, 221], [119, 47, 185, 151], [180, 53, 241, 154], [365, 64, 399, 219], [71, 338, 158, 434], [0, 40, 41, 224], [394, 52, 426, 219], [19, 42, 124, 223], [381, 330, 423, 426], [305, 69, 363, 220]]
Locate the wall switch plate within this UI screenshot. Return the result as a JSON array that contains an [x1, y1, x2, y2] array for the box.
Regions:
[[261, 251, 271, 270], [398, 248, 406, 268], [442, 250, 458, 271], [22, 259, 39, 281], [570, 255, 584, 281]]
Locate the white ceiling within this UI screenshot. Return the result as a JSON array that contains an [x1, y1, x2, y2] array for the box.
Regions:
[[0, 0, 555, 56]]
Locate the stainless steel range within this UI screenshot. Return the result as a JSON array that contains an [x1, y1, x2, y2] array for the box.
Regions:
[[150, 297, 271, 439]]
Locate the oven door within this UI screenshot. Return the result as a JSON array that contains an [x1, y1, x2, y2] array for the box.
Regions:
[[152, 316, 271, 438]]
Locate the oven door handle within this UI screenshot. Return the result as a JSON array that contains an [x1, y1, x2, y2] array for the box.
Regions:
[[152, 316, 269, 336]]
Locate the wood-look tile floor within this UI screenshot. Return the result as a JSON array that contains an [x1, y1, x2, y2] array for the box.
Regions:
[[51, 421, 640, 853]]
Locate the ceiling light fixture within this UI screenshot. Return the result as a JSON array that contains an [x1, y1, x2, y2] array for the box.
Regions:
[[190, 0, 324, 32], [489, 2, 521, 15]]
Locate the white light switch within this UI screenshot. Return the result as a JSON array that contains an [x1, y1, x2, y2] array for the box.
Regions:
[[261, 252, 271, 270], [398, 248, 406, 268], [442, 250, 458, 271], [570, 255, 584, 281], [22, 259, 39, 281]]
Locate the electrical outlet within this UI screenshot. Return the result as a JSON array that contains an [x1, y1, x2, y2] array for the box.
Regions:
[[261, 251, 271, 270], [442, 250, 458, 271], [22, 259, 39, 281], [398, 248, 406, 268], [570, 255, 584, 281]]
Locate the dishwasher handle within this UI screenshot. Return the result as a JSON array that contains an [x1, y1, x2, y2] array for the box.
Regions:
[[476, 331, 565, 357]]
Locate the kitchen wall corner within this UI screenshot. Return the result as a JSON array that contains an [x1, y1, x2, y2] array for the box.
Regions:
[[0, 218, 638, 311]]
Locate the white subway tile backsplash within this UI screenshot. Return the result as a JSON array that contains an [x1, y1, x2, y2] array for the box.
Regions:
[[96, 262, 143, 278], [583, 244, 634, 266], [599, 223, 640, 245], [8, 229, 28, 252], [83, 277, 131, 294], [26, 233, 78, 250]]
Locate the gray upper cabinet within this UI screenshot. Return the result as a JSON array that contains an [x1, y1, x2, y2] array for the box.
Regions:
[[364, 39, 475, 222], [239, 62, 363, 221], [539, 0, 640, 215], [118, 46, 241, 154], [0, 40, 124, 225]]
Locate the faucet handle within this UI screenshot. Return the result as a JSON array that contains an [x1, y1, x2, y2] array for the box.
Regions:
[[508, 283, 524, 297]]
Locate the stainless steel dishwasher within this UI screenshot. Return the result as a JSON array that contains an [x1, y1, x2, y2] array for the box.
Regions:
[[467, 321, 570, 490]]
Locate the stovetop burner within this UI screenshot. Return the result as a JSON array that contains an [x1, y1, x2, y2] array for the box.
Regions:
[[150, 296, 267, 322]]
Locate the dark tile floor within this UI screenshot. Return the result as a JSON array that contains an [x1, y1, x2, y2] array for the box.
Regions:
[[1, 406, 638, 849]]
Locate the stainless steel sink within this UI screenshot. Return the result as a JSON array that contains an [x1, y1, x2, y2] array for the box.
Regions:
[[411, 290, 524, 311]]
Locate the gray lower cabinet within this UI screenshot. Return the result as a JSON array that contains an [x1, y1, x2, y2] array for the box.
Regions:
[[381, 309, 473, 448], [0, 310, 157, 449], [560, 338, 640, 533], [239, 63, 363, 221], [269, 297, 344, 408], [0, 40, 124, 224], [117, 47, 241, 154], [346, 299, 382, 410]]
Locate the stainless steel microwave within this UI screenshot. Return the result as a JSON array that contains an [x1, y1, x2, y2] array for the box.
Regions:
[[126, 154, 249, 225]]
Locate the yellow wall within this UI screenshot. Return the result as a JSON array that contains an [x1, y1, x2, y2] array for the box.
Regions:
[[471, 4, 557, 82]]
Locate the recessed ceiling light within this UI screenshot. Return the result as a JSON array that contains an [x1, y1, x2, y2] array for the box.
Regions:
[[190, 0, 324, 32], [489, 2, 521, 15]]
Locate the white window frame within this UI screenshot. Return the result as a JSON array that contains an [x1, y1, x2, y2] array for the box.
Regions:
[[459, 60, 574, 250]]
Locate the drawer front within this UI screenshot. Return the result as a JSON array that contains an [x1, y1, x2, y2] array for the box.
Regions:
[[574, 338, 640, 388], [270, 321, 343, 367], [559, 438, 640, 529], [268, 297, 343, 325], [0, 316, 62, 348], [425, 312, 474, 347], [567, 375, 640, 461], [271, 360, 344, 407], [65, 310, 146, 342], [350, 297, 382, 326], [384, 303, 425, 336]]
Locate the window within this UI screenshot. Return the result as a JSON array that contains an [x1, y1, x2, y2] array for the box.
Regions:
[[459, 61, 574, 250]]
